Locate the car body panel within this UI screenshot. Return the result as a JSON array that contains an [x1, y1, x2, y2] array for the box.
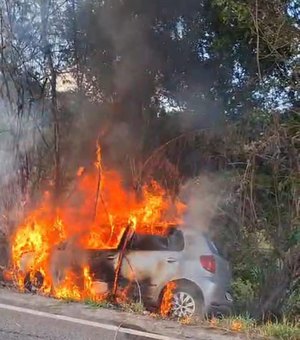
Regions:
[[19, 226, 233, 315]]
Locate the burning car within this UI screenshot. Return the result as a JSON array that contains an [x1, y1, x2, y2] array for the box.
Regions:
[[10, 144, 232, 318], [20, 224, 233, 318]]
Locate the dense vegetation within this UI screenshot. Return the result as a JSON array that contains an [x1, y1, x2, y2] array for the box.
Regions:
[[0, 0, 299, 324]]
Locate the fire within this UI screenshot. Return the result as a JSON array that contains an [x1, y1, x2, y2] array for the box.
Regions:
[[10, 143, 185, 310], [230, 320, 243, 332], [54, 270, 82, 301], [160, 281, 176, 317]]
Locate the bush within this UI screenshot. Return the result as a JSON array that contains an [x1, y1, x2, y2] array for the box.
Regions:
[[282, 281, 300, 323], [262, 320, 300, 340], [231, 278, 256, 313]]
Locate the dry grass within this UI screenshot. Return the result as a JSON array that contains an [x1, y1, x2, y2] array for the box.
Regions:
[[202, 316, 300, 340]]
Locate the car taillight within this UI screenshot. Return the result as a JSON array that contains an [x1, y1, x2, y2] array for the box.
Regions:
[[200, 255, 216, 273]]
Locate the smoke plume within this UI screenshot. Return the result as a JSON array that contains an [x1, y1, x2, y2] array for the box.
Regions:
[[180, 175, 224, 233], [0, 96, 42, 235]]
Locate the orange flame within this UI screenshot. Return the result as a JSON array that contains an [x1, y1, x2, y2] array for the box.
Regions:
[[10, 142, 185, 307], [160, 282, 176, 317], [54, 270, 82, 301], [231, 320, 243, 332]]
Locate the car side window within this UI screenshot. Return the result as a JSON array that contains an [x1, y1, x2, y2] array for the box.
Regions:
[[128, 229, 184, 251], [167, 229, 184, 251], [128, 234, 169, 251]]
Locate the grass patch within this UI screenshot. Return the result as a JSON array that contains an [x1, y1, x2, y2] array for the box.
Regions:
[[215, 314, 256, 332], [84, 298, 114, 309], [119, 302, 145, 314], [262, 320, 300, 340], [68, 296, 300, 339], [206, 315, 300, 339], [84, 298, 145, 314]]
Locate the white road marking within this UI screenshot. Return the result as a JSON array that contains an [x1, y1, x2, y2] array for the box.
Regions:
[[0, 302, 180, 340]]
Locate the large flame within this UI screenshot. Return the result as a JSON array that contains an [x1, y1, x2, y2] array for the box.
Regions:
[[160, 281, 176, 317], [10, 144, 185, 306]]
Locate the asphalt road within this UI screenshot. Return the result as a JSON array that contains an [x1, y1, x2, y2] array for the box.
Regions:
[[0, 288, 241, 340], [0, 309, 150, 340]]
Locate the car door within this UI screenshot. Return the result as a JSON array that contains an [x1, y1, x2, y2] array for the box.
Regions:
[[87, 227, 131, 283], [88, 249, 119, 283], [120, 229, 184, 297]]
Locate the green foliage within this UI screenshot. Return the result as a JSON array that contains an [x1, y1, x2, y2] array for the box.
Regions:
[[213, 0, 250, 26], [215, 315, 300, 339], [262, 320, 300, 340], [218, 314, 256, 331], [231, 278, 256, 312], [289, 229, 300, 248], [84, 298, 145, 314], [282, 281, 300, 323], [0, 0, 299, 326], [84, 298, 114, 309]]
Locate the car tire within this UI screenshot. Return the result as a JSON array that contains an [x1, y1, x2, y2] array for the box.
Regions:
[[170, 282, 205, 319], [24, 271, 44, 292]]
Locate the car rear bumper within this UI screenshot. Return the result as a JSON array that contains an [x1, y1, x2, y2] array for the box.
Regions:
[[206, 290, 233, 316], [194, 277, 232, 313], [207, 302, 232, 316]]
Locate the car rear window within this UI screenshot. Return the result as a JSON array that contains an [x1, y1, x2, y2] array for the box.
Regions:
[[128, 229, 184, 251], [168, 228, 184, 251], [208, 240, 219, 254], [203, 234, 220, 255]]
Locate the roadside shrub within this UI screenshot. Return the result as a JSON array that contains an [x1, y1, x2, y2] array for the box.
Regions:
[[231, 278, 256, 313], [262, 320, 300, 340], [282, 281, 300, 323]]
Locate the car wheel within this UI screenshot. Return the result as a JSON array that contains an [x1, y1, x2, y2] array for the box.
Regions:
[[24, 271, 44, 292], [171, 283, 204, 318]]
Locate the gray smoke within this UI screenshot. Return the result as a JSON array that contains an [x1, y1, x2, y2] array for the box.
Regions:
[[0, 96, 42, 235], [180, 175, 225, 233]]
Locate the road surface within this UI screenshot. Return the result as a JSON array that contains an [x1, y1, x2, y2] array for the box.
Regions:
[[0, 288, 242, 340], [0, 306, 164, 340]]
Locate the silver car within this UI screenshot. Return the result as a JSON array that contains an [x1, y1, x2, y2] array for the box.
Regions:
[[134, 227, 232, 317], [22, 226, 233, 318], [113, 226, 233, 317]]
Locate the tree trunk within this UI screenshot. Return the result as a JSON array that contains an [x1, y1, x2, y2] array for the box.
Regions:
[[40, 0, 61, 201]]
